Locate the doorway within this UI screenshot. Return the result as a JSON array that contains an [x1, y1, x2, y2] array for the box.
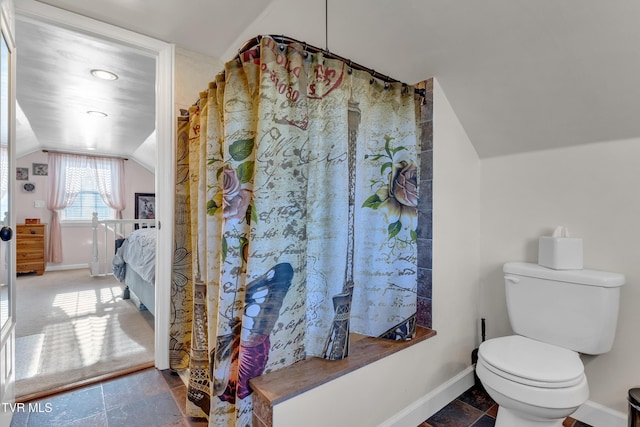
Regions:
[[14, 0, 174, 393]]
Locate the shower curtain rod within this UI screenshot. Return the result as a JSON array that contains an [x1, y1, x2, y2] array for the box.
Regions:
[[236, 35, 427, 98], [42, 149, 128, 161]]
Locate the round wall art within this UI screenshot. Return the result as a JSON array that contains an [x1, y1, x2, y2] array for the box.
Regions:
[[22, 182, 35, 193]]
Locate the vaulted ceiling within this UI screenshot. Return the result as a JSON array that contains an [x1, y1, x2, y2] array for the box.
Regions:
[[16, 0, 640, 170], [15, 17, 156, 160]]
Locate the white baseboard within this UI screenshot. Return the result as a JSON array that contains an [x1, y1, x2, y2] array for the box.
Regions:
[[379, 366, 627, 427], [572, 399, 627, 427], [379, 366, 475, 427], [45, 263, 89, 272]]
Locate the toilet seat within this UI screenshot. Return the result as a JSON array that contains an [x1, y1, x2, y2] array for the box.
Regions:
[[478, 335, 584, 388]]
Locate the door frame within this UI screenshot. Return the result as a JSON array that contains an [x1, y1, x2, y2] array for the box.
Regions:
[[0, 5, 17, 424], [15, 0, 175, 370]]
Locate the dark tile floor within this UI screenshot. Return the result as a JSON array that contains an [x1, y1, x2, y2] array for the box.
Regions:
[[7, 368, 594, 427], [419, 384, 593, 427], [9, 368, 207, 427]]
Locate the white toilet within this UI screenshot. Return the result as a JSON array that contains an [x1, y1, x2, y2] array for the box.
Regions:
[[476, 262, 625, 427]]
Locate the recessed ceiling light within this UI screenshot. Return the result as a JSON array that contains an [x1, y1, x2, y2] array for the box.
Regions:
[[87, 110, 108, 117], [90, 69, 118, 81]]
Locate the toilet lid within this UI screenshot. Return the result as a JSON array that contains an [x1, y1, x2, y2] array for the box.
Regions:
[[478, 335, 585, 388]]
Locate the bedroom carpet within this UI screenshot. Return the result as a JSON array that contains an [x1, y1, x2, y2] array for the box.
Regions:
[[15, 269, 154, 399]]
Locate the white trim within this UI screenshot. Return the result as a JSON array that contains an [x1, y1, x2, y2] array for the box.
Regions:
[[379, 365, 627, 427], [15, 1, 166, 56], [572, 400, 627, 427], [16, 0, 175, 371], [1, 5, 17, 424], [61, 220, 141, 229], [62, 220, 103, 227], [153, 42, 175, 370], [45, 263, 89, 272], [379, 366, 475, 427]]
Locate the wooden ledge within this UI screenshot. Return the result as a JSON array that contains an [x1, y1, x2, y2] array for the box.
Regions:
[[250, 326, 436, 407]]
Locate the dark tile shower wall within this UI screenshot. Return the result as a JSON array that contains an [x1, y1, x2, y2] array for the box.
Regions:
[[417, 79, 433, 329]]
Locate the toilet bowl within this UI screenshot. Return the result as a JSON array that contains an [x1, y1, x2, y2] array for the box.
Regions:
[[476, 335, 589, 427], [475, 263, 624, 427]]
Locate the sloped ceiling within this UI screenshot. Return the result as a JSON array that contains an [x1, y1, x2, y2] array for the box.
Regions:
[[15, 18, 156, 158], [19, 0, 640, 167]]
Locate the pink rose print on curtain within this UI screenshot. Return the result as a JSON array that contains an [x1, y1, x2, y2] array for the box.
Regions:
[[222, 166, 252, 220], [391, 161, 418, 207], [362, 136, 419, 244], [206, 137, 255, 225]]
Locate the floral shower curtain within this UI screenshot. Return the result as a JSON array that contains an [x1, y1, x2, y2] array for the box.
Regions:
[[171, 36, 421, 426]]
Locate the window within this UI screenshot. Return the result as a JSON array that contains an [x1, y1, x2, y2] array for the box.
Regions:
[[62, 166, 113, 221]]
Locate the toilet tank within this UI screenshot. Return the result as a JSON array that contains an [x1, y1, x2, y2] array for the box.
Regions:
[[503, 262, 625, 355]]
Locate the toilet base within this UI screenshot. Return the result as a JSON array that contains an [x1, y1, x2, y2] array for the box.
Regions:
[[495, 406, 564, 427]]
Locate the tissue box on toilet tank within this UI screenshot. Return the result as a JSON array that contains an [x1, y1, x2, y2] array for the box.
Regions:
[[538, 236, 583, 270]]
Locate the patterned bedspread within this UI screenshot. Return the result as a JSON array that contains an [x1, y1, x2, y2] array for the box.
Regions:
[[112, 228, 156, 284]]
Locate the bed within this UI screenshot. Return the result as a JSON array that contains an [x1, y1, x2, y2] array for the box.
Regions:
[[112, 228, 156, 315], [91, 213, 156, 315]]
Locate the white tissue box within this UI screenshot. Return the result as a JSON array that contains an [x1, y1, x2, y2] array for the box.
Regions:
[[538, 236, 583, 270]]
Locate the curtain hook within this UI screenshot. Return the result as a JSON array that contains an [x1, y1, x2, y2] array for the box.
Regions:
[[384, 82, 390, 90], [303, 42, 308, 58], [347, 60, 353, 75], [370, 70, 376, 85]]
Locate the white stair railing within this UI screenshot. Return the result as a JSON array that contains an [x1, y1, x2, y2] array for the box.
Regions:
[[90, 212, 156, 276]]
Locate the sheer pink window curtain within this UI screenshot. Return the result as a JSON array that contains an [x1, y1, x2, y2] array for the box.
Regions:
[[46, 153, 126, 262], [91, 156, 126, 219]]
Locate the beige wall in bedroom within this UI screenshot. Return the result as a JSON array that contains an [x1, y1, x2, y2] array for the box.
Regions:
[[15, 150, 155, 269]]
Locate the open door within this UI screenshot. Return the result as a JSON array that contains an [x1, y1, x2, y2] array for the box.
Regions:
[[0, 6, 16, 425], [15, 0, 174, 370]]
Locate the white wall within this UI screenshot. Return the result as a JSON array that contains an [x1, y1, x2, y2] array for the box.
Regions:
[[174, 46, 223, 116], [15, 150, 155, 269], [480, 139, 640, 413], [273, 79, 481, 426]]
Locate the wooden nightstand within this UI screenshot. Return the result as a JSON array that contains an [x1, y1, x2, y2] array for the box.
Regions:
[[16, 224, 46, 275]]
